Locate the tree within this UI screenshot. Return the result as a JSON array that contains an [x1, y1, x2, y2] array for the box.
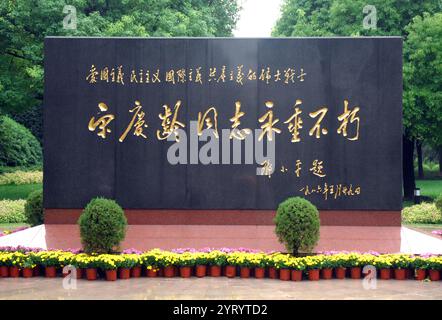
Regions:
[[404, 13, 442, 177], [0, 0, 240, 116], [273, 0, 442, 198]]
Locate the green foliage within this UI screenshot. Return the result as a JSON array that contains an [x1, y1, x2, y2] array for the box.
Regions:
[[0, 183, 42, 201], [0, 116, 42, 167], [416, 180, 442, 200], [273, 0, 442, 148], [404, 13, 442, 147], [402, 202, 442, 224], [78, 198, 127, 254], [435, 194, 442, 213], [11, 105, 43, 143], [0, 199, 26, 223], [0, 0, 240, 115], [0, 170, 42, 185], [274, 197, 320, 254], [24, 189, 43, 226]]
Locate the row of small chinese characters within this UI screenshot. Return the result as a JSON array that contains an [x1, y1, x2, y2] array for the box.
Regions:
[[278, 159, 326, 178], [300, 183, 361, 200], [85, 65, 306, 86], [88, 99, 361, 144]]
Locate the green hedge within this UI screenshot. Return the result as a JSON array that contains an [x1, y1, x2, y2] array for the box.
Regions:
[[0, 170, 42, 185], [402, 202, 442, 224], [24, 190, 43, 226], [0, 116, 42, 167], [0, 199, 26, 223], [274, 197, 320, 255], [78, 198, 127, 254], [435, 194, 442, 213]]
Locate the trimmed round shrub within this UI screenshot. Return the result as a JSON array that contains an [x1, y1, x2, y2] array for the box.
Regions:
[[274, 197, 320, 255], [24, 190, 44, 226], [78, 198, 127, 254], [435, 194, 442, 213], [402, 202, 442, 224], [0, 199, 26, 223], [0, 116, 42, 167]]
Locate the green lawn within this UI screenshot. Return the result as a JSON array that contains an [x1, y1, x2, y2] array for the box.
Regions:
[[0, 183, 42, 200], [416, 179, 442, 200], [0, 223, 29, 233]]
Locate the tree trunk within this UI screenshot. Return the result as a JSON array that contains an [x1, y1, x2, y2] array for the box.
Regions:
[[403, 134, 416, 200], [416, 140, 424, 179]]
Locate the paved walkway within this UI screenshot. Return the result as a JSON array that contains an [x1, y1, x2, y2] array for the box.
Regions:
[[0, 278, 440, 300], [1, 225, 441, 254]]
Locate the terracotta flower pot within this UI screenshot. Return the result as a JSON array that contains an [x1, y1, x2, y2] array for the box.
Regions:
[[45, 266, 57, 278], [394, 268, 406, 280], [380, 268, 391, 280], [268, 267, 278, 279], [75, 268, 83, 279], [146, 268, 157, 277], [0, 266, 9, 277], [119, 268, 131, 279], [195, 265, 207, 277], [429, 269, 440, 281], [225, 265, 237, 278], [210, 265, 221, 277], [33, 265, 41, 277], [279, 268, 290, 281], [350, 267, 362, 279], [291, 270, 302, 281], [163, 266, 175, 278], [86, 268, 97, 281], [308, 269, 320, 281], [254, 267, 265, 279], [9, 266, 20, 278], [22, 267, 33, 278], [335, 267, 346, 279], [415, 269, 426, 281], [131, 266, 142, 278], [321, 268, 333, 280], [105, 269, 117, 281], [180, 266, 192, 278], [240, 267, 251, 278]]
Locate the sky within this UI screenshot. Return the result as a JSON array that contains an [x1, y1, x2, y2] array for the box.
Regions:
[[234, 0, 284, 37]]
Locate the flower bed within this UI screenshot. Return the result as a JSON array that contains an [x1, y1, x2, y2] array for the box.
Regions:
[[0, 247, 441, 282]]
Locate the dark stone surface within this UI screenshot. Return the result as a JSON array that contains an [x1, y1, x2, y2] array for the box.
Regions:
[[44, 37, 402, 210]]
